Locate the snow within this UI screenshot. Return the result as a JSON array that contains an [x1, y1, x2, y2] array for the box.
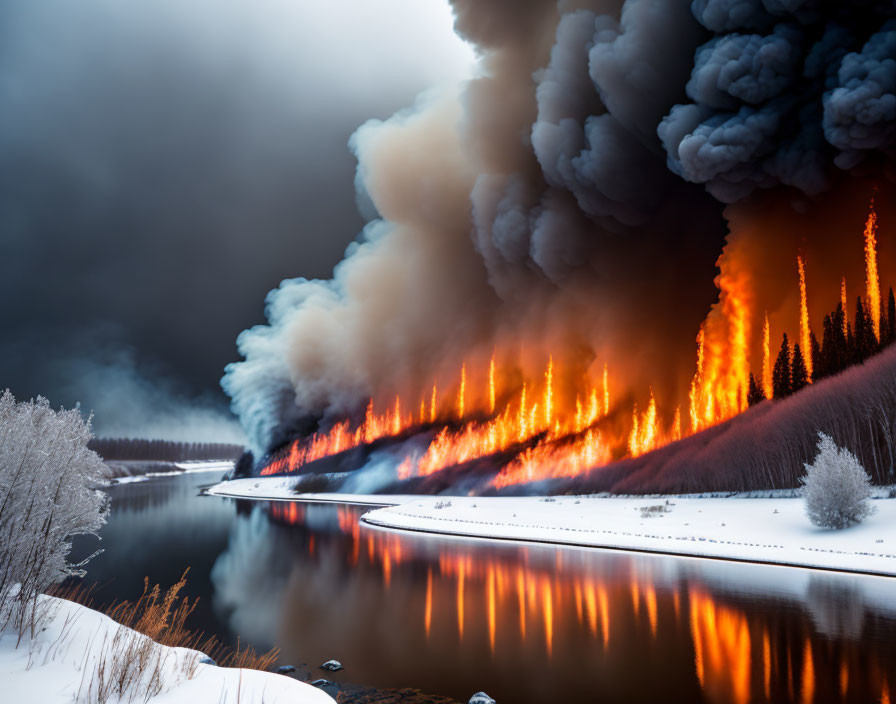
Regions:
[[361, 495, 896, 576], [0, 594, 334, 704], [110, 461, 234, 485], [205, 477, 405, 505]]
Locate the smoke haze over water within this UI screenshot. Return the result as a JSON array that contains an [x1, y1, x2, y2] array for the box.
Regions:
[[223, 0, 896, 454]]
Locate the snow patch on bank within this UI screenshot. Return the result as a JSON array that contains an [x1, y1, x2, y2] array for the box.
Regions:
[[110, 461, 234, 485], [362, 495, 896, 576], [0, 594, 334, 704]]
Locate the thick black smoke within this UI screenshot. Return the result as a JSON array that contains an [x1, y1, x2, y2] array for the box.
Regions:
[[224, 0, 896, 454], [661, 2, 896, 201]]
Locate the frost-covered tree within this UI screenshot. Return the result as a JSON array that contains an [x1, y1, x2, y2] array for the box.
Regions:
[[800, 432, 874, 529], [0, 390, 108, 630]]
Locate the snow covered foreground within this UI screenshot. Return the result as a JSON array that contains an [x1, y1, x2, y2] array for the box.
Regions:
[[207, 477, 896, 576], [1, 594, 334, 704]]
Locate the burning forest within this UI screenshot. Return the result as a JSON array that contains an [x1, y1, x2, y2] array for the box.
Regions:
[[222, 1, 896, 495]]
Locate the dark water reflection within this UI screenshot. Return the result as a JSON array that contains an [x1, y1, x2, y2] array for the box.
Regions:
[[72, 473, 896, 704]]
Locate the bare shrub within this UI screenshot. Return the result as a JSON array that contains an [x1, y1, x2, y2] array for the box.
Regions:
[[0, 391, 108, 638], [801, 433, 874, 529], [54, 572, 280, 674]]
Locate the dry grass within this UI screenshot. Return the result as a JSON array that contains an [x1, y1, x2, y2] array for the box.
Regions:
[[50, 570, 280, 672]]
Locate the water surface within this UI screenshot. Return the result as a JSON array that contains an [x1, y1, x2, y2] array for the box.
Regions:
[[71, 472, 896, 703]]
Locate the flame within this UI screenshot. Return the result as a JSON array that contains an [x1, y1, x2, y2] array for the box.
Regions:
[[841, 277, 849, 333], [762, 313, 772, 398], [798, 256, 813, 381], [865, 198, 881, 340], [488, 354, 496, 415], [457, 362, 466, 419]]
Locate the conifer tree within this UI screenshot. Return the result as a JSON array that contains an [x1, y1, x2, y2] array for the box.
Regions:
[[747, 373, 765, 407], [809, 331, 821, 381], [791, 343, 809, 393], [772, 333, 792, 399], [887, 287, 896, 346]]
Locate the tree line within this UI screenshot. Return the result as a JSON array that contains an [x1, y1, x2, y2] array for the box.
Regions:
[[88, 437, 244, 462], [748, 288, 896, 404]]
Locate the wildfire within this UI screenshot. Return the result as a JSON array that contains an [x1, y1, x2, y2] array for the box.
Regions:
[[259, 195, 889, 489]]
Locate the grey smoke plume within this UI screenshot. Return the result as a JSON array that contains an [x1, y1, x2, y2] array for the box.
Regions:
[[225, 0, 896, 454]]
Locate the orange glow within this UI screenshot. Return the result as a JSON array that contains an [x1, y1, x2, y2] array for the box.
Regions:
[[487, 567, 496, 652], [424, 568, 433, 639], [542, 580, 553, 658], [457, 560, 465, 641], [865, 198, 881, 340], [798, 256, 813, 381], [689, 589, 751, 704], [801, 639, 814, 704]]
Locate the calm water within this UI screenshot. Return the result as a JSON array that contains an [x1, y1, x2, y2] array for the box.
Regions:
[[71, 471, 896, 704]]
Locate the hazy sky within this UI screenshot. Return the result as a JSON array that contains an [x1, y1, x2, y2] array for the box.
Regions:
[[0, 0, 474, 438]]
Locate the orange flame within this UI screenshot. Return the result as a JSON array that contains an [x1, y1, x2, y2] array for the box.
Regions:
[[762, 313, 772, 399], [865, 198, 881, 340], [798, 256, 812, 381]]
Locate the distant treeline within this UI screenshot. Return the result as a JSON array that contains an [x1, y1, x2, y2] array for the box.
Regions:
[[89, 437, 244, 462]]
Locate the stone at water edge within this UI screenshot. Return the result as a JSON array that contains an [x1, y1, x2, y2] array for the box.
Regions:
[[321, 659, 343, 671], [276, 665, 296, 674], [199, 656, 217, 666], [312, 679, 340, 697], [469, 693, 496, 704]]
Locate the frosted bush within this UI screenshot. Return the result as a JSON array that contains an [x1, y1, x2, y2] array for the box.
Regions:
[[800, 432, 874, 529], [0, 390, 108, 632]]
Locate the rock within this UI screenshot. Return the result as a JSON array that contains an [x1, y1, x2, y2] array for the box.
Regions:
[[469, 692, 496, 704], [311, 679, 340, 697], [276, 665, 296, 674], [320, 659, 343, 671], [199, 656, 217, 666]]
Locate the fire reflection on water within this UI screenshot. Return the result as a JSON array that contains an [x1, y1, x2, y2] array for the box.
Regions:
[[264, 501, 893, 703]]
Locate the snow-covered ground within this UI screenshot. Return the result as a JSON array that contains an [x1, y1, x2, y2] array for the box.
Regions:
[[110, 461, 234, 485], [363, 495, 896, 576], [206, 476, 896, 576], [205, 476, 404, 505], [1, 593, 334, 704]]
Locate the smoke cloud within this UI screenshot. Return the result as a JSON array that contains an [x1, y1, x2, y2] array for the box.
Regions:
[[224, 0, 896, 454]]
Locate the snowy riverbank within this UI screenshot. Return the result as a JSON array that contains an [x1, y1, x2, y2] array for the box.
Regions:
[[1, 594, 334, 704], [206, 476, 896, 576], [108, 460, 234, 485], [363, 495, 896, 576]]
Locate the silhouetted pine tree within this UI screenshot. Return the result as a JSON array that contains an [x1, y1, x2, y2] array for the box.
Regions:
[[791, 343, 809, 393], [809, 331, 821, 381], [773, 333, 792, 399], [887, 288, 896, 346], [817, 314, 834, 380], [747, 373, 765, 406], [854, 296, 878, 362]]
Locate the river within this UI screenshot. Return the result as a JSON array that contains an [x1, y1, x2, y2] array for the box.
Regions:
[[69, 470, 896, 703]]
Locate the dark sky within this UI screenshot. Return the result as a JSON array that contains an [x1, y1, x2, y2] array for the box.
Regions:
[[0, 0, 472, 438]]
